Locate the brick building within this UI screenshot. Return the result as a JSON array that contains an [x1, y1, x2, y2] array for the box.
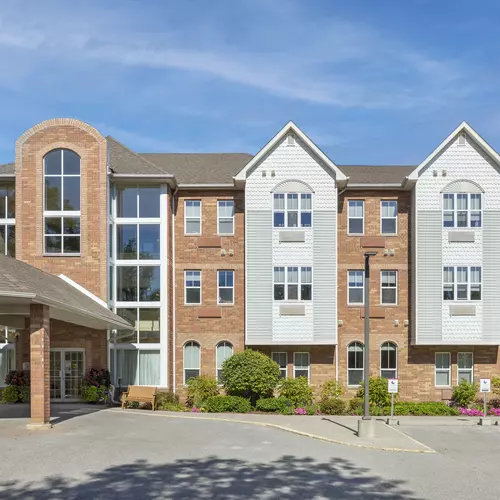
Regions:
[[1, 117, 499, 411]]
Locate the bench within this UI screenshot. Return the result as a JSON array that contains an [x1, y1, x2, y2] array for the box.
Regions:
[[121, 386, 157, 411]]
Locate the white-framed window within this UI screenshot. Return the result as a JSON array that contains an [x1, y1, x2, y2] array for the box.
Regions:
[[272, 352, 288, 379], [443, 266, 481, 301], [217, 270, 234, 305], [348, 342, 364, 386], [348, 270, 364, 305], [273, 266, 312, 301], [0, 328, 16, 386], [216, 341, 233, 382], [110, 347, 160, 386], [217, 200, 234, 235], [435, 352, 451, 387], [0, 183, 15, 257], [115, 307, 160, 343], [381, 271, 397, 305], [44, 149, 81, 254], [273, 193, 312, 228], [381, 200, 397, 235], [348, 200, 364, 235], [293, 352, 310, 380], [458, 352, 473, 384], [443, 193, 482, 228], [184, 341, 200, 384], [380, 342, 397, 379], [116, 265, 161, 302], [185, 271, 201, 304], [185, 200, 201, 235]]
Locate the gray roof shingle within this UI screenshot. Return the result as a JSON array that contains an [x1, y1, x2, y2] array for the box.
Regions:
[[0, 163, 15, 176], [339, 165, 416, 185]]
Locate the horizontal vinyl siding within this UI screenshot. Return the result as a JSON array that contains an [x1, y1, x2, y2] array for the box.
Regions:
[[313, 211, 337, 344], [416, 211, 442, 343], [482, 211, 500, 343], [246, 210, 273, 344]]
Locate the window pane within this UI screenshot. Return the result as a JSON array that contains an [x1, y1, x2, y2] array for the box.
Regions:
[[45, 177, 61, 211], [301, 212, 312, 227], [443, 267, 454, 283], [45, 150, 62, 175], [185, 200, 201, 218], [436, 353, 450, 369], [139, 308, 160, 343], [219, 288, 233, 304], [288, 267, 298, 283], [184, 343, 200, 369], [287, 194, 298, 210], [117, 225, 137, 259], [6, 184, 15, 218], [382, 201, 397, 217], [139, 225, 160, 260], [117, 266, 137, 301], [471, 284, 481, 300], [274, 267, 285, 283], [348, 200, 363, 218], [63, 236, 80, 254], [471, 212, 481, 227], [348, 370, 363, 386], [273, 194, 285, 210], [116, 308, 138, 343], [45, 236, 61, 253], [457, 267, 468, 282], [0, 187, 5, 219], [63, 217, 80, 235], [138, 350, 160, 385], [382, 288, 396, 304], [63, 177, 80, 211], [273, 212, 285, 227], [443, 194, 454, 210], [458, 371, 472, 384], [470, 267, 481, 283], [381, 370, 397, 379], [348, 219, 363, 234], [458, 352, 473, 369], [6, 226, 15, 257], [436, 371, 450, 386], [301, 284, 312, 300], [217, 343, 233, 369], [470, 194, 481, 210], [185, 271, 201, 287], [457, 284, 468, 300], [139, 266, 161, 301], [116, 350, 138, 386], [186, 220, 201, 234], [457, 211, 467, 227], [301, 267, 312, 283], [117, 186, 137, 218], [443, 212, 454, 227], [295, 353, 309, 367], [63, 150, 80, 175], [457, 194, 468, 210], [186, 288, 201, 304], [218, 201, 234, 218], [274, 284, 285, 300], [139, 186, 160, 218], [288, 284, 299, 300], [349, 288, 363, 304], [272, 353, 287, 368], [381, 219, 396, 234], [45, 217, 61, 235], [443, 285, 454, 300], [287, 211, 298, 227], [219, 219, 234, 234]]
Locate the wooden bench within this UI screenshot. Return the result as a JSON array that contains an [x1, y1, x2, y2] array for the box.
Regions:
[[121, 386, 157, 411]]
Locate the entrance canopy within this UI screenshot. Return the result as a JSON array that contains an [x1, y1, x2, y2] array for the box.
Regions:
[[0, 254, 131, 331]]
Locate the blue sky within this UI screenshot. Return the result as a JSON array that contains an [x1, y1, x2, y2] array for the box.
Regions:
[[0, 0, 499, 165]]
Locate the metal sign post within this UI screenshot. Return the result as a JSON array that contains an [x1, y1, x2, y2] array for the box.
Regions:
[[479, 378, 491, 426], [387, 379, 398, 425]]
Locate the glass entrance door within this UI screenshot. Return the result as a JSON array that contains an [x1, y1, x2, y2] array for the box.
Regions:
[[50, 350, 85, 401]]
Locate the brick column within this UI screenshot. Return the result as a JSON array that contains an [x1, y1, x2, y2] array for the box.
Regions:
[[28, 304, 51, 429]]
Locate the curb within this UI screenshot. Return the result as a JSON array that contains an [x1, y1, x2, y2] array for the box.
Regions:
[[107, 409, 436, 454]]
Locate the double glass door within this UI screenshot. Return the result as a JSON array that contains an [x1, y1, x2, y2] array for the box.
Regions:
[[50, 350, 85, 401]]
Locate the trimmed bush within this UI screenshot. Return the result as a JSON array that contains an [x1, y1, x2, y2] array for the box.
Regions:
[[319, 398, 346, 415], [278, 377, 313, 407], [320, 380, 344, 401], [491, 376, 500, 397], [186, 375, 219, 407], [255, 397, 294, 414], [356, 377, 393, 408], [205, 395, 252, 413], [304, 404, 320, 416], [222, 349, 280, 403], [157, 391, 182, 411], [159, 402, 185, 412], [452, 380, 477, 407], [393, 402, 459, 416], [82, 385, 108, 403]]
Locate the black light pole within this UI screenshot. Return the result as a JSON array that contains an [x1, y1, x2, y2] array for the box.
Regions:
[[363, 251, 377, 420]]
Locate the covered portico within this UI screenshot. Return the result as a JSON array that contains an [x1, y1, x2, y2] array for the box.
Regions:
[[0, 255, 131, 429]]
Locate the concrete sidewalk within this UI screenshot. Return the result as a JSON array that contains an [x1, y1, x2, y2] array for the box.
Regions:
[[109, 409, 436, 453]]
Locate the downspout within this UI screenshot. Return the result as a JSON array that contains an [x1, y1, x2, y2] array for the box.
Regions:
[[171, 187, 178, 392]]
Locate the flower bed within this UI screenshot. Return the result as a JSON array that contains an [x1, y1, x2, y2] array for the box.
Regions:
[[459, 407, 500, 417]]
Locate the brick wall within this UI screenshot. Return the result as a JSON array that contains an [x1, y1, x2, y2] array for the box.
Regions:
[[173, 189, 245, 395]]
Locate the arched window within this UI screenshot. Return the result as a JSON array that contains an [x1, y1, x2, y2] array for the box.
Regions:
[[442, 180, 483, 229], [347, 342, 364, 386], [44, 149, 81, 254], [216, 341, 233, 382], [380, 342, 397, 379], [183, 341, 200, 384]]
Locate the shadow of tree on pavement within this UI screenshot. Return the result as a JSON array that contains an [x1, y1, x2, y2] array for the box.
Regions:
[[0, 455, 422, 499]]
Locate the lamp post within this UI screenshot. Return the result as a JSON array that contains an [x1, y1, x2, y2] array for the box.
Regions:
[[363, 251, 377, 421]]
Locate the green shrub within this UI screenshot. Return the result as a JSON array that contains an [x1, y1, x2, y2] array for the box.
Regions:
[[393, 402, 459, 416], [304, 404, 320, 416], [356, 377, 393, 407], [348, 397, 364, 415], [82, 385, 108, 404], [319, 398, 346, 415], [255, 397, 294, 414], [491, 376, 500, 397], [222, 349, 280, 403], [1, 386, 21, 404], [186, 375, 219, 407], [452, 380, 477, 407], [159, 402, 185, 412], [205, 395, 252, 413], [320, 380, 344, 401], [157, 390, 180, 406], [278, 377, 313, 407]]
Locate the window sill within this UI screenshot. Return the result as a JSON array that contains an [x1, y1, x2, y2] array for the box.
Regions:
[[347, 233, 364, 237], [217, 233, 235, 237], [380, 233, 397, 237], [42, 253, 81, 257], [218, 303, 234, 307], [380, 304, 398, 307]]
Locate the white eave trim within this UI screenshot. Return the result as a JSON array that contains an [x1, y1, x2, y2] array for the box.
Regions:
[[233, 120, 347, 183], [177, 183, 239, 189], [345, 183, 407, 190], [58, 274, 108, 308], [110, 173, 174, 179], [408, 121, 500, 181]]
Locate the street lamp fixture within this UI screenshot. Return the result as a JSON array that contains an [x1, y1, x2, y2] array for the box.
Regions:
[[363, 251, 377, 421]]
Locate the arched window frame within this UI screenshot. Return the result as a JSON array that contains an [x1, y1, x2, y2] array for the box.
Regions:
[[183, 341, 200, 385], [441, 180, 484, 229], [216, 341, 233, 383], [43, 148, 81, 254], [347, 341, 364, 387], [380, 341, 398, 379]]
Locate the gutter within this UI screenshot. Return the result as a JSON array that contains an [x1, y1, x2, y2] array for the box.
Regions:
[[177, 183, 238, 189], [110, 173, 175, 179]]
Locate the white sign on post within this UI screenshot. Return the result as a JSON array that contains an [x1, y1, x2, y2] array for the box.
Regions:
[[480, 379, 491, 393], [388, 378, 399, 394]]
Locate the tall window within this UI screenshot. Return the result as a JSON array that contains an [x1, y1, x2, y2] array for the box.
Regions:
[[348, 342, 364, 386], [217, 200, 234, 235], [217, 270, 234, 304], [185, 271, 202, 304], [348, 271, 364, 305], [293, 352, 310, 380], [458, 352, 473, 384], [273, 193, 312, 228], [348, 200, 364, 235], [381, 271, 397, 305], [185, 200, 201, 235], [272, 352, 287, 378], [216, 341, 233, 381], [443, 193, 482, 228], [443, 266, 481, 301], [435, 353, 451, 387], [44, 149, 81, 254], [0, 328, 15, 386], [184, 341, 200, 383], [381, 200, 397, 235], [380, 342, 397, 379], [0, 183, 15, 256], [274, 266, 312, 301]]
